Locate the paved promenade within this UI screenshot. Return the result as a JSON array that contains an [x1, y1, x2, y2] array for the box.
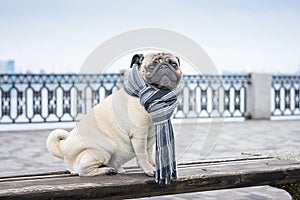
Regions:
[[1, 119, 299, 199]]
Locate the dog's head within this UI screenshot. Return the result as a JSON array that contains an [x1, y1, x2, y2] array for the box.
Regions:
[[130, 52, 182, 90]]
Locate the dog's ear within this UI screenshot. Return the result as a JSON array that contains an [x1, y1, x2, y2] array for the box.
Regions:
[[130, 54, 144, 68], [176, 56, 180, 67]]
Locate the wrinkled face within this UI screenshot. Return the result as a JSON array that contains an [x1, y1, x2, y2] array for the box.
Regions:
[[140, 53, 182, 90]]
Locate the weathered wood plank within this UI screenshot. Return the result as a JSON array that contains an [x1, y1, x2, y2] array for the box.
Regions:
[[0, 157, 299, 200]]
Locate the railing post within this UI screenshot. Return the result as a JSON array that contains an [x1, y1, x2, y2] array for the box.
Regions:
[[246, 73, 272, 119], [119, 69, 129, 88]]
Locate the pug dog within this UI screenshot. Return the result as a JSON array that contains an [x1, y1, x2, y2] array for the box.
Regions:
[[47, 52, 182, 177]]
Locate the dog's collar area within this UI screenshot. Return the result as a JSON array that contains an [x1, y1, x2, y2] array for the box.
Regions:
[[149, 83, 169, 91]]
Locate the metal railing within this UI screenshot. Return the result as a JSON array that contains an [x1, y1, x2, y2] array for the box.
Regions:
[[0, 74, 121, 124], [0, 73, 250, 124], [174, 74, 250, 118], [271, 75, 300, 117]]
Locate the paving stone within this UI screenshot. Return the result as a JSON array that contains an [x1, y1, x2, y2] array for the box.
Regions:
[[0, 120, 299, 199]]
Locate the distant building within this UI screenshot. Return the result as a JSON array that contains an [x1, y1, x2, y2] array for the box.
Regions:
[[0, 60, 15, 74]]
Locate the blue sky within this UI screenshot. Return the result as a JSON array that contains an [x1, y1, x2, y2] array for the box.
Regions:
[[0, 0, 300, 74]]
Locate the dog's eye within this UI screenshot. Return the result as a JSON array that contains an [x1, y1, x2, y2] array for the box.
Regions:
[[147, 65, 155, 71], [171, 63, 178, 70]]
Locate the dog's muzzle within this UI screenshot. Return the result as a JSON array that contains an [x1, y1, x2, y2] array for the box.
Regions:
[[148, 65, 180, 90]]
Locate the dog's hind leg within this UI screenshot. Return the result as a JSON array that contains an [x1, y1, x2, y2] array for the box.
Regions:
[[76, 149, 117, 176]]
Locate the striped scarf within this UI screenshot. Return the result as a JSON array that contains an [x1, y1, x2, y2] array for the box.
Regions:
[[124, 64, 179, 184]]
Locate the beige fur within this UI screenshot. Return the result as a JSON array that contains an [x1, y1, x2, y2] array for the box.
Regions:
[[47, 89, 156, 176], [47, 52, 182, 177]]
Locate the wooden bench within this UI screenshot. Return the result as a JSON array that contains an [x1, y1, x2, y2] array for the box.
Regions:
[[1, 156, 299, 200]]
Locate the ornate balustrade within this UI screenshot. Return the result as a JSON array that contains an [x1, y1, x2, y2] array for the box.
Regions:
[[174, 75, 250, 118], [0, 74, 121, 123], [0, 73, 284, 124], [271, 75, 300, 117]]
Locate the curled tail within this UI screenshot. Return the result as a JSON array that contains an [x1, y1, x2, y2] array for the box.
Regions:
[[47, 129, 68, 159]]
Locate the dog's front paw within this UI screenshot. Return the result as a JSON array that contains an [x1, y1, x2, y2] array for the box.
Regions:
[[145, 171, 155, 177], [143, 165, 156, 177], [149, 157, 155, 167]]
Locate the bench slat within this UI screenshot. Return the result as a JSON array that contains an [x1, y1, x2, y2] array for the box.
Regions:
[[0, 157, 300, 200]]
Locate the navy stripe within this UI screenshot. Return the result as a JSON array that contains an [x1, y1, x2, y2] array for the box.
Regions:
[[124, 64, 179, 184]]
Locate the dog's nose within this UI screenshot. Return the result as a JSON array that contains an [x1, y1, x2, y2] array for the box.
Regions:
[[159, 65, 168, 70]]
